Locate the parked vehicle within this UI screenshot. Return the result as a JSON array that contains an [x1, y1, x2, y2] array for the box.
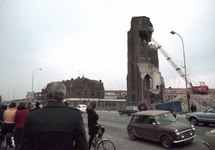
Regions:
[[203, 129, 215, 150], [155, 101, 182, 118], [185, 106, 215, 126], [127, 110, 196, 149], [76, 104, 87, 113], [118, 106, 139, 116]]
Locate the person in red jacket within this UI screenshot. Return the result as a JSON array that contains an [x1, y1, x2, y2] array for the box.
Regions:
[[15, 102, 29, 150], [138, 102, 148, 111]]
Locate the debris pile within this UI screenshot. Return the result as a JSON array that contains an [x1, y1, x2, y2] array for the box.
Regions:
[[170, 94, 215, 112]]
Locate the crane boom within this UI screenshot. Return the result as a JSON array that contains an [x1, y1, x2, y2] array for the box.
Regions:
[[146, 31, 209, 94], [150, 38, 192, 87]]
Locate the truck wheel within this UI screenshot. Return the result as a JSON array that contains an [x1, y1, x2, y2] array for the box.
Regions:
[[119, 112, 123, 115], [161, 136, 173, 149], [190, 117, 198, 125], [128, 130, 136, 141]]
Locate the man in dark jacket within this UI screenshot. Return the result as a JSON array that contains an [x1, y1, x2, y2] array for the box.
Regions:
[[32, 102, 40, 110], [0, 104, 7, 122], [20, 82, 88, 150]]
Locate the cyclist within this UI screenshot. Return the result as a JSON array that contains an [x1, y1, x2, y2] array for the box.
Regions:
[[1, 102, 17, 148], [87, 100, 99, 150]]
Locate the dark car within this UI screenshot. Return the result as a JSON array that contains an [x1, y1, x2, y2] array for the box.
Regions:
[[127, 110, 196, 149], [185, 106, 215, 126], [118, 106, 139, 116]]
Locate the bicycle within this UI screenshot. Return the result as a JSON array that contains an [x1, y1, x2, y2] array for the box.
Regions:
[[1, 131, 15, 149], [91, 125, 116, 150], [0, 121, 15, 149]]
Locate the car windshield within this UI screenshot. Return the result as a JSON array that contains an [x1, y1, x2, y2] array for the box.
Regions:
[[205, 107, 215, 113], [155, 113, 176, 124], [132, 107, 138, 110]]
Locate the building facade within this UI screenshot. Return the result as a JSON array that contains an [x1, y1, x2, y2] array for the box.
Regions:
[[33, 76, 104, 104], [62, 76, 104, 99], [127, 16, 165, 105]]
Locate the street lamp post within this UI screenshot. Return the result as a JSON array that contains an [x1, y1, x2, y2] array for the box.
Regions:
[[13, 87, 19, 100], [170, 30, 190, 113], [32, 68, 42, 92]]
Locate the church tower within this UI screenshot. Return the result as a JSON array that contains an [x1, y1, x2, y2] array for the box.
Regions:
[[127, 16, 165, 106]]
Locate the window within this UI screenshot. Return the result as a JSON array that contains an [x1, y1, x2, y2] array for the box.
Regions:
[[142, 116, 149, 124], [132, 115, 142, 123], [149, 116, 156, 124], [165, 91, 172, 94], [142, 116, 155, 124], [207, 107, 215, 113], [125, 106, 132, 110], [77, 90, 81, 96], [91, 91, 94, 96], [132, 106, 138, 110], [155, 113, 176, 123]]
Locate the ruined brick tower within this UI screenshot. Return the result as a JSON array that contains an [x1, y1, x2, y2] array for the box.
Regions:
[[127, 16, 165, 106]]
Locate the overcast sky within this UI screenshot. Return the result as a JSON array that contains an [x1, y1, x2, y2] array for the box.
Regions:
[[1, 0, 215, 101]]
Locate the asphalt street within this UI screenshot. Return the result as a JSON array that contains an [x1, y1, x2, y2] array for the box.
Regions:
[[83, 111, 213, 150]]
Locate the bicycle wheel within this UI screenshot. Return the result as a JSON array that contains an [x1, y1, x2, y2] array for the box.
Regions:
[[90, 140, 97, 150], [1, 135, 7, 148], [96, 139, 116, 150]]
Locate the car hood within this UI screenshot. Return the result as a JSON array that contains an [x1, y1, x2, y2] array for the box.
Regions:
[[159, 121, 191, 132]]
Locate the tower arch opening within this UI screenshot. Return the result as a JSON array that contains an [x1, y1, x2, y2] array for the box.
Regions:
[[143, 74, 153, 90]]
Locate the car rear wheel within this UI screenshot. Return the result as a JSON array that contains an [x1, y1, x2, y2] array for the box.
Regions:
[[161, 136, 173, 149], [190, 117, 198, 125], [128, 130, 136, 141], [119, 112, 123, 115]]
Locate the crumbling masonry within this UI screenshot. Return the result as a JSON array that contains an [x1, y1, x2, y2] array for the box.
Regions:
[[127, 16, 165, 107]]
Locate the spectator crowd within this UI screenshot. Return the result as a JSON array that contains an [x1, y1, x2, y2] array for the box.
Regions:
[[0, 82, 89, 150]]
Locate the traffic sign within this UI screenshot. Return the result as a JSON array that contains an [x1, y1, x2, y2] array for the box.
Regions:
[[187, 93, 191, 100]]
